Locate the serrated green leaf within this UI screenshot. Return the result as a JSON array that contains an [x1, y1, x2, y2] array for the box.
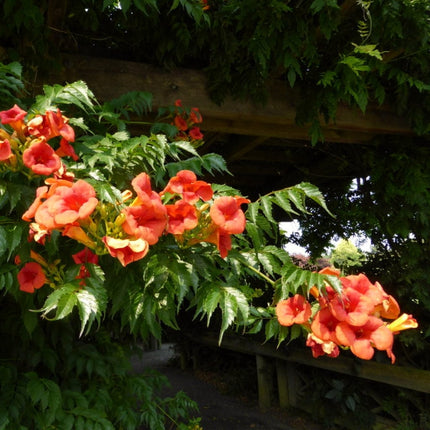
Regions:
[[6, 223, 24, 260], [296, 182, 334, 216], [260, 196, 276, 223], [219, 292, 237, 342], [39, 284, 78, 320], [257, 252, 278, 276], [6, 183, 23, 213], [76, 282, 107, 337], [274, 190, 297, 215], [56, 291, 78, 320], [245, 222, 262, 250], [265, 318, 279, 341], [202, 287, 222, 324], [224, 286, 249, 322], [289, 323, 303, 342], [247, 319, 263, 334], [22, 310, 38, 335], [0, 226, 7, 259], [287, 188, 308, 213], [201, 153, 229, 175], [94, 182, 123, 205], [246, 201, 259, 223]]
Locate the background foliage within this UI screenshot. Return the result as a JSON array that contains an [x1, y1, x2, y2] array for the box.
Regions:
[[1, 1, 429, 428], [1, 0, 430, 137]]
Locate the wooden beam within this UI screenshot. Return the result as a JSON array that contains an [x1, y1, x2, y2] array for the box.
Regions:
[[44, 54, 413, 144], [225, 136, 269, 162], [190, 332, 430, 394]]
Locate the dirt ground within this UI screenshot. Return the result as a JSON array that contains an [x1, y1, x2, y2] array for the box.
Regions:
[[132, 344, 324, 430]]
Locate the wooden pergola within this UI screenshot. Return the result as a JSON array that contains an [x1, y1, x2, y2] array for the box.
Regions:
[[45, 54, 414, 198]]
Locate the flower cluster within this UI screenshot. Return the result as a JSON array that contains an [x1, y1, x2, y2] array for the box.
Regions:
[[17, 167, 249, 289], [0, 104, 77, 176], [104, 169, 249, 265], [276, 267, 418, 363], [0, 103, 249, 291], [171, 100, 204, 145]]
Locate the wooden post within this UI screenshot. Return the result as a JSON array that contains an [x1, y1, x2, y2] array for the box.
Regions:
[[276, 359, 299, 409], [256, 354, 274, 411]]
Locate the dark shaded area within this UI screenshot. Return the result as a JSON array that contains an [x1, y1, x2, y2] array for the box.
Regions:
[[132, 344, 324, 430]]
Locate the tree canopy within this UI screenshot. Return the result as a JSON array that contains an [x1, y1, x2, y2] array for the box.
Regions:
[[1, 0, 430, 139]]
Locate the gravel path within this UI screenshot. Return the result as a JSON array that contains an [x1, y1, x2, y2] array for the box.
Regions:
[[131, 344, 323, 430]]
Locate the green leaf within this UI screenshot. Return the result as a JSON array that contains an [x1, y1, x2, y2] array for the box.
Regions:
[[287, 68, 296, 87], [274, 190, 297, 215], [33, 81, 97, 113], [202, 287, 222, 324], [265, 318, 279, 341], [56, 292, 78, 320], [6, 223, 25, 260], [353, 44, 383, 61], [39, 284, 78, 320], [94, 182, 123, 205], [0, 226, 7, 259], [287, 188, 308, 213], [260, 196, 276, 223], [245, 222, 262, 250], [295, 182, 335, 216], [22, 310, 38, 336], [5, 183, 23, 213], [246, 201, 259, 223]]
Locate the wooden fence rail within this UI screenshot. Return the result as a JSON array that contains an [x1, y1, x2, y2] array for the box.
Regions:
[[183, 332, 430, 412]]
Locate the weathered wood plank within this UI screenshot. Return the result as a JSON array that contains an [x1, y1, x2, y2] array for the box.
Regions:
[[190, 332, 430, 394], [43, 54, 413, 143], [256, 354, 274, 411]]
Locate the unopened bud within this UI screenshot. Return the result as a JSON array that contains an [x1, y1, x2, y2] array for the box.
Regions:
[[114, 213, 126, 226], [122, 189, 133, 202]]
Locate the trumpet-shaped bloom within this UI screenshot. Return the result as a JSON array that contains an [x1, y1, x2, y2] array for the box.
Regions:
[[23, 138, 62, 176], [131, 172, 160, 202], [0, 139, 13, 161], [102, 236, 149, 267], [162, 170, 213, 203], [22, 186, 49, 222], [166, 200, 198, 234], [122, 198, 168, 245], [374, 293, 401, 320], [335, 316, 394, 361], [72, 248, 99, 265], [27, 110, 77, 160], [28, 222, 49, 245], [342, 274, 385, 307], [35, 180, 98, 230], [189, 127, 204, 140], [210, 196, 250, 234], [311, 307, 339, 343], [0, 104, 27, 131], [174, 115, 188, 131], [203, 227, 232, 258], [56, 138, 79, 161], [63, 225, 96, 248], [306, 333, 340, 359], [17, 262, 46, 293], [319, 267, 341, 277], [276, 295, 312, 326], [27, 109, 75, 142], [72, 248, 99, 282], [387, 313, 418, 333], [190, 107, 202, 124], [328, 287, 375, 327]]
